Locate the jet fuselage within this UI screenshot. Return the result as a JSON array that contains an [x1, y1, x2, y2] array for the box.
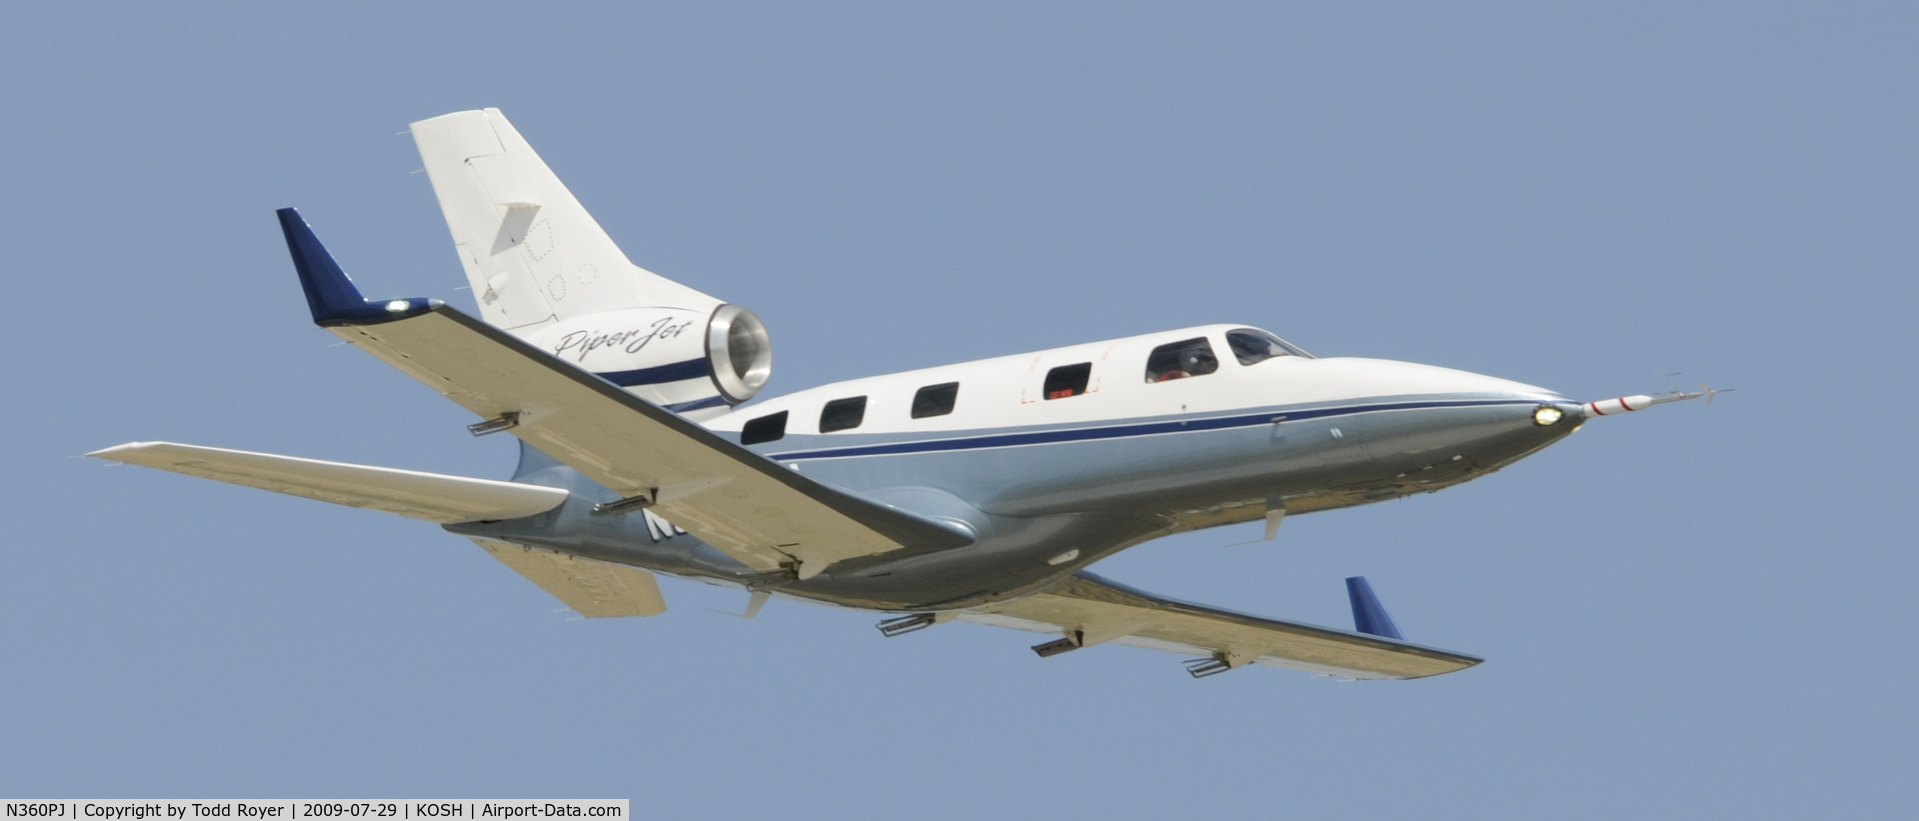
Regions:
[[447, 324, 1579, 611]]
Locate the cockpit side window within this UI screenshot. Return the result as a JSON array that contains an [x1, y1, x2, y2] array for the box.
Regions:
[[1144, 337, 1220, 383], [1227, 328, 1312, 366]]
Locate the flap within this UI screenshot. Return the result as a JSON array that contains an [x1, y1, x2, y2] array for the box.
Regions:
[[960, 572, 1480, 680], [471, 538, 666, 618]]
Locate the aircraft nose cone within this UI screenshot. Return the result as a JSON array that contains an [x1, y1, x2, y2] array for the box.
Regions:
[[1319, 358, 1566, 403], [1305, 358, 1579, 483], [1376, 359, 1578, 432]]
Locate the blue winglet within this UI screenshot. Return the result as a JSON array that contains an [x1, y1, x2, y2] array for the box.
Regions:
[[1346, 576, 1404, 640], [276, 208, 439, 326]]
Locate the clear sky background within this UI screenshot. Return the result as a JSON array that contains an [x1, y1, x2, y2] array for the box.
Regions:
[[5, 3, 1914, 817]]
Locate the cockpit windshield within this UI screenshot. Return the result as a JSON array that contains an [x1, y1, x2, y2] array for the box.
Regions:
[[1226, 328, 1312, 365]]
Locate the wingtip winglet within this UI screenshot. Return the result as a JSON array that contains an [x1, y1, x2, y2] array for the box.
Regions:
[[1345, 576, 1404, 640], [276, 207, 438, 326]]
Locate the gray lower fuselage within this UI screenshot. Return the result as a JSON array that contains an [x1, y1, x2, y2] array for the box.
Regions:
[[446, 388, 1581, 611]]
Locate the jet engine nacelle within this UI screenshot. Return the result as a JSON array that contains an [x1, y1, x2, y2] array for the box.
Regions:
[[521, 303, 771, 418]]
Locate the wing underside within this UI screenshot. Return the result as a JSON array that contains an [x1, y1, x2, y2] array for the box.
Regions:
[[961, 573, 1480, 680], [326, 306, 969, 578], [274, 208, 970, 580]]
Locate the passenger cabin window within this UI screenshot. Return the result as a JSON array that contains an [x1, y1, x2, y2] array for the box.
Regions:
[[740, 410, 788, 445], [912, 382, 960, 418], [1044, 363, 1093, 400], [819, 396, 867, 433], [1227, 328, 1312, 366], [1145, 337, 1220, 382]]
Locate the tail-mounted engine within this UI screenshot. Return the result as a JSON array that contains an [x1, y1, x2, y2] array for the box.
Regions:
[[521, 304, 771, 418]]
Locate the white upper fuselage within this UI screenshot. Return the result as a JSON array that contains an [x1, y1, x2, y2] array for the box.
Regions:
[[703, 323, 1560, 441]]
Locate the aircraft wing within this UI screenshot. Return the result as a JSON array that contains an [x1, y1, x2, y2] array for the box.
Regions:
[[277, 208, 971, 580], [88, 441, 569, 524], [959, 572, 1481, 679], [89, 440, 672, 616]]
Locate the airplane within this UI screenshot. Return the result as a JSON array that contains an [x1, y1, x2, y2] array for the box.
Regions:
[[90, 108, 1709, 681]]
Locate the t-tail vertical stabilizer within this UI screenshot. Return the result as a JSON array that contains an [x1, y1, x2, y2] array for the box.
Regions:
[[410, 108, 771, 417]]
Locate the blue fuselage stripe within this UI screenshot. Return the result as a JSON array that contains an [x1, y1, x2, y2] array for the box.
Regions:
[[666, 395, 730, 413], [764, 398, 1538, 461], [595, 358, 710, 387]]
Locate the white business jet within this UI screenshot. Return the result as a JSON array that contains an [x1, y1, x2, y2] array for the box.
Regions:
[[92, 109, 1704, 680]]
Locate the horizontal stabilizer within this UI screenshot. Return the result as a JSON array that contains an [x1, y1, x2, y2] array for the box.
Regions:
[[470, 538, 666, 618], [89, 442, 569, 524], [962, 572, 1477, 680]]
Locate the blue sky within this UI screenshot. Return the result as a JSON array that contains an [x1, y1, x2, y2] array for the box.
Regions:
[[5, 3, 1914, 816]]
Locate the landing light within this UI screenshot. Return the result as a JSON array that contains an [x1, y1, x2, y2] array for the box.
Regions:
[[385, 300, 411, 312], [1533, 406, 1565, 426]]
